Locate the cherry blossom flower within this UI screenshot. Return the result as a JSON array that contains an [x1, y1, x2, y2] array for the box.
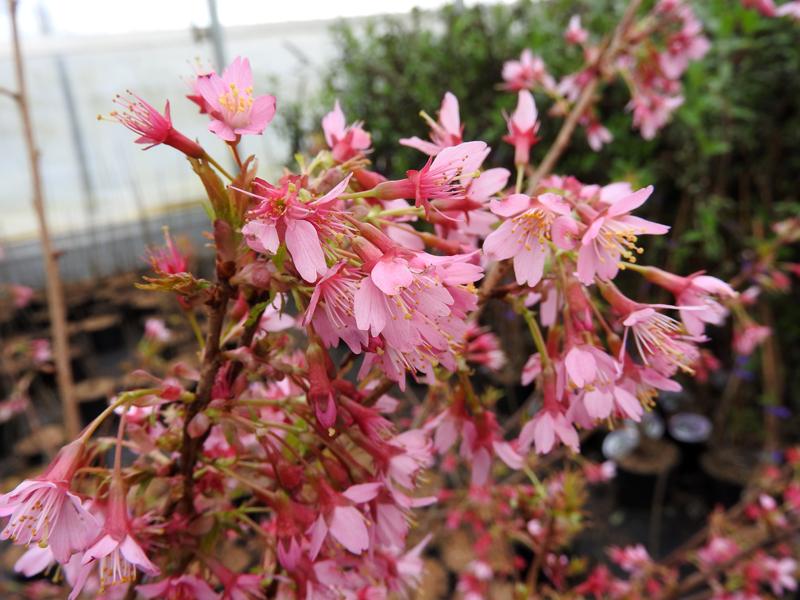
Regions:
[[733, 323, 771, 356], [241, 174, 352, 282], [400, 91, 462, 156], [503, 90, 539, 165], [322, 100, 371, 162], [195, 56, 276, 141], [69, 481, 159, 599], [762, 556, 798, 596], [302, 262, 367, 353], [502, 49, 556, 91], [565, 15, 589, 45], [519, 408, 580, 454], [307, 483, 380, 558], [608, 544, 651, 573], [641, 267, 737, 335], [484, 192, 577, 287], [776, 1, 800, 18], [144, 318, 172, 343], [576, 185, 669, 284], [372, 141, 489, 217], [109, 93, 204, 158], [148, 228, 188, 275], [0, 440, 97, 562], [741, 0, 776, 17], [697, 536, 740, 567], [584, 119, 613, 151], [628, 92, 684, 140]]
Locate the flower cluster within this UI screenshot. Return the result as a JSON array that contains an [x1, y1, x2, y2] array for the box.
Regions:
[[1, 3, 795, 598], [502, 0, 709, 148]]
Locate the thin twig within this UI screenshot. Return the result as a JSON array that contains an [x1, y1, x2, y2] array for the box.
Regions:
[[7, 0, 79, 439]]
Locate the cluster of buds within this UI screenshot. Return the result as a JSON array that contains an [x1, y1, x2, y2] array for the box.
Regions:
[[0, 2, 796, 599]]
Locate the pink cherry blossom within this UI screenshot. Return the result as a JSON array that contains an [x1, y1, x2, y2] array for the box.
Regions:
[[642, 267, 736, 335], [195, 56, 276, 141], [585, 119, 613, 151], [628, 91, 684, 140], [303, 261, 368, 353], [69, 481, 159, 599], [576, 185, 669, 284], [241, 173, 352, 282], [144, 318, 171, 343], [307, 482, 380, 558], [519, 408, 579, 455], [763, 556, 798, 595], [0, 440, 97, 562], [484, 192, 577, 287], [608, 544, 651, 573], [565, 15, 589, 45], [502, 49, 556, 92], [741, 0, 777, 17], [110, 93, 204, 158], [776, 1, 800, 18], [148, 228, 188, 275], [373, 141, 489, 217], [503, 90, 539, 165], [400, 91, 463, 156], [733, 323, 771, 356], [697, 536, 740, 567], [622, 306, 703, 376], [322, 100, 371, 162]]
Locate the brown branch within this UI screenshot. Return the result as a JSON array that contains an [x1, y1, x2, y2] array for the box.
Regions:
[[177, 282, 231, 515], [7, 0, 79, 439]]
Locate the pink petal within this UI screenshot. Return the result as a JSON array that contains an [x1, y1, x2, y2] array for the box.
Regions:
[[208, 119, 236, 142], [469, 168, 510, 202], [354, 277, 388, 335], [440, 91, 460, 135], [371, 257, 413, 295], [537, 192, 571, 215], [120, 535, 160, 574], [551, 215, 579, 250], [471, 448, 491, 486], [307, 515, 328, 560], [285, 219, 326, 282], [583, 389, 613, 420], [576, 246, 597, 285], [490, 193, 529, 217], [512, 90, 538, 131], [606, 185, 654, 217], [343, 482, 382, 503], [399, 136, 442, 156], [241, 220, 279, 254], [565, 347, 597, 387], [313, 173, 353, 206], [493, 441, 524, 470], [322, 100, 346, 146], [513, 246, 545, 287], [483, 220, 520, 260], [329, 506, 370, 555]]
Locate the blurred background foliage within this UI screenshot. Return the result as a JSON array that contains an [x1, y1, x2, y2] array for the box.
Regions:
[[278, 0, 800, 432]]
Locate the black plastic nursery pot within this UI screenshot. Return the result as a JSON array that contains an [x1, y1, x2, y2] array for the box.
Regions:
[[613, 438, 679, 510], [700, 448, 755, 508]]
